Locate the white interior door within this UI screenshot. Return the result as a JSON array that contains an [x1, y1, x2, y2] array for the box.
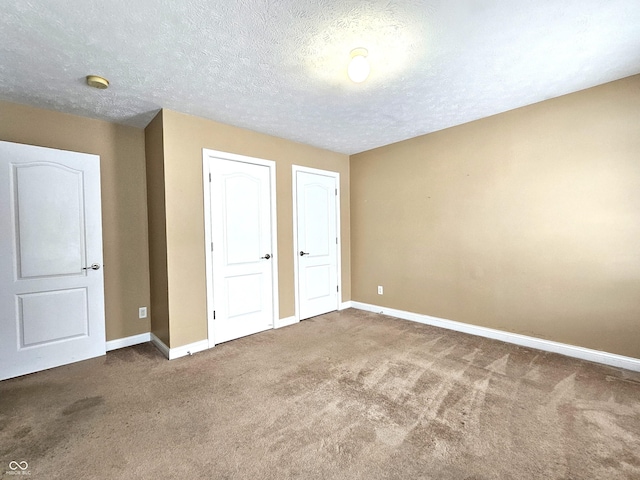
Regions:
[[294, 168, 340, 320], [0, 141, 106, 381], [206, 154, 277, 345]]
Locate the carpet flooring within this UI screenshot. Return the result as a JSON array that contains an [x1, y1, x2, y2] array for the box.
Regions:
[[1, 309, 640, 479]]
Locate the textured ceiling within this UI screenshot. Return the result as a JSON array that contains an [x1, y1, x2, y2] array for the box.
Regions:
[[1, 0, 640, 154]]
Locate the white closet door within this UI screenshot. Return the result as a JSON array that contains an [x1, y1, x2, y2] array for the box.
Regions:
[[295, 170, 339, 320], [209, 158, 275, 344]]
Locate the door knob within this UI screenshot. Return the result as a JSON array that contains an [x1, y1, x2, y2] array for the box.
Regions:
[[83, 263, 101, 270], [261, 254, 271, 260], [299, 251, 310, 256]]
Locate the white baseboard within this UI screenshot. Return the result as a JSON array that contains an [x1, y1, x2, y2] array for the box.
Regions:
[[351, 301, 640, 372], [106, 333, 151, 352], [150, 333, 170, 358], [167, 339, 209, 360], [339, 301, 352, 310], [150, 333, 209, 360], [275, 316, 298, 329]]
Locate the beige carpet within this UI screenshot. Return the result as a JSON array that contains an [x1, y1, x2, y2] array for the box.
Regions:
[[1, 309, 640, 479]]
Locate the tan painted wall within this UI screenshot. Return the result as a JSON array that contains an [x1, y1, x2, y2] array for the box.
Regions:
[[350, 75, 640, 358], [144, 112, 170, 345], [160, 109, 350, 347], [0, 100, 151, 342]]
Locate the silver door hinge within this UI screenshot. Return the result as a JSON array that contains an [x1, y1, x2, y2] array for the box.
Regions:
[[213, 311, 216, 320], [211, 242, 214, 251], [336, 285, 339, 292], [209, 173, 212, 182], [335, 188, 337, 195]]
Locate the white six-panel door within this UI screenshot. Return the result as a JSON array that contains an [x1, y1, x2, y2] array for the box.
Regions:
[[294, 168, 340, 320], [204, 152, 278, 345], [0, 141, 106, 381]]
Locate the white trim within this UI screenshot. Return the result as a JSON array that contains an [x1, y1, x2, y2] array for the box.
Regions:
[[150, 334, 209, 360], [339, 301, 352, 310], [274, 316, 298, 329], [292, 165, 342, 322], [166, 339, 210, 360], [202, 154, 214, 347], [150, 333, 170, 359], [106, 333, 151, 351], [351, 302, 640, 372], [202, 149, 280, 348]]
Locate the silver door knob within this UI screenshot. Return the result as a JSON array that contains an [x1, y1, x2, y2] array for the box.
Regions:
[[83, 263, 101, 270], [299, 251, 310, 256], [261, 254, 271, 260]]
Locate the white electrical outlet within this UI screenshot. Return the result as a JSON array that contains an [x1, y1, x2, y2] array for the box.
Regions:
[[138, 307, 148, 319], [377, 286, 383, 295]]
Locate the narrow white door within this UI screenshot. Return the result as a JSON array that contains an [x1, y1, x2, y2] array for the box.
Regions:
[[295, 169, 339, 320], [0, 141, 106, 381], [208, 157, 275, 344]]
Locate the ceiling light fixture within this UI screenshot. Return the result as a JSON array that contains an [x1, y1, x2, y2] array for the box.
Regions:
[[86, 75, 109, 89], [348, 48, 370, 83]]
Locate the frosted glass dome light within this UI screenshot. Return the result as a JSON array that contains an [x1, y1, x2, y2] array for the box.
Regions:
[[348, 48, 370, 83]]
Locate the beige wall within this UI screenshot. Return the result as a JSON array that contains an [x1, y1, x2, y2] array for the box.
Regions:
[[152, 109, 350, 348], [351, 75, 640, 358], [144, 112, 170, 345], [0, 100, 151, 342]]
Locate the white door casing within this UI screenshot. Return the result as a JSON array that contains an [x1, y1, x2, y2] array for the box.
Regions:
[[0, 141, 106, 381], [293, 166, 341, 320], [203, 150, 279, 346]]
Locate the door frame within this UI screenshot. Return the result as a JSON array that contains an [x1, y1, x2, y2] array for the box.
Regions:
[[292, 165, 342, 322], [202, 149, 279, 348]]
